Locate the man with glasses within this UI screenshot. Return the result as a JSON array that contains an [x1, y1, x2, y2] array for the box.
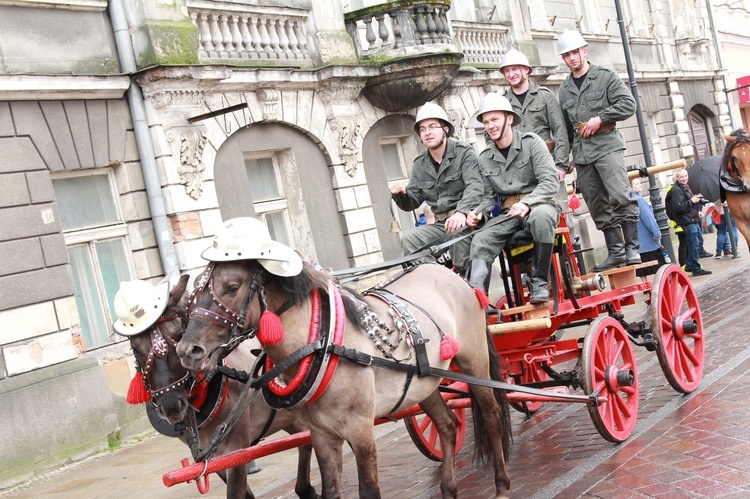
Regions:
[[557, 29, 639, 272], [390, 101, 485, 274]]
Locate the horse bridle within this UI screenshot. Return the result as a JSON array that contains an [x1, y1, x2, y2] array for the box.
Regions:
[[135, 312, 190, 402], [721, 132, 750, 193], [187, 262, 264, 354]]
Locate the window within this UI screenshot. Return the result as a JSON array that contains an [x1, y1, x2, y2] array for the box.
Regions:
[[52, 170, 133, 350], [245, 155, 293, 246], [380, 137, 420, 232]]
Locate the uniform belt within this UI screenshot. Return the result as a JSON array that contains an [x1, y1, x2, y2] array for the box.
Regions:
[[433, 209, 456, 222], [575, 121, 617, 137], [501, 193, 528, 209]]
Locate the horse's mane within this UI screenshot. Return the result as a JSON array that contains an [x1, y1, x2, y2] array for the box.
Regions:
[[265, 262, 363, 324]]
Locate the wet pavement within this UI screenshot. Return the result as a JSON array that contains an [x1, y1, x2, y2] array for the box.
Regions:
[[3, 231, 750, 499]]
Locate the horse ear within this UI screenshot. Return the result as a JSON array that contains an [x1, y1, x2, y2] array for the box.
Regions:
[[169, 274, 190, 305], [722, 132, 736, 143]]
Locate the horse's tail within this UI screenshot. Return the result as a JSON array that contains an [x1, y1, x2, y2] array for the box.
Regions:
[[471, 329, 513, 465]]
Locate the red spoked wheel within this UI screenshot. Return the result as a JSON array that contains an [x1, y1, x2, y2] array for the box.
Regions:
[[650, 264, 705, 393], [508, 360, 549, 414], [582, 316, 639, 443], [404, 408, 466, 462]]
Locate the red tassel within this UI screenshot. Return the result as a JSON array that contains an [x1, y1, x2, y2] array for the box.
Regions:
[[189, 380, 209, 409], [258, 310, 284, 344], [568, 193, 581, 211], [126, 371, 150, 405], [474, 288, 490, 309], [440, 336, 461, 360]]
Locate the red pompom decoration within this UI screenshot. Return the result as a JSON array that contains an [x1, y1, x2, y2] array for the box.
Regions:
[[568, 193, 581, 211], [474, 288, 490, 309], [440, 335, 461, 360], [126, 371, 151, 405], [258, 310, 284, 344]]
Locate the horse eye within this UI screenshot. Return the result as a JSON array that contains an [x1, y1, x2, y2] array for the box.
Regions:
[[227, 284, 240, 295]]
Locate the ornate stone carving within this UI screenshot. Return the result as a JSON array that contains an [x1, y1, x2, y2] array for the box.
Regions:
[[146, 90, 206, 110], [257, 88, 280, 121], [329, 117, 362, 176], [318, 82, 363, 106], [173, 128, 207, 200]]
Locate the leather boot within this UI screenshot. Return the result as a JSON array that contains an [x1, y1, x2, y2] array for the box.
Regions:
[[529, 242, 554, 304], [467, 259, 492, 294], [621, 221, 642, 265], [592, 227, 627, 272]]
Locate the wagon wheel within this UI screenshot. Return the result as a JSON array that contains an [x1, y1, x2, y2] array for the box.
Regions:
[[582, 316, 639, 443], [650, 264, 705, 393], [508, 361, 549, 414], [404, 408, 466, 462]]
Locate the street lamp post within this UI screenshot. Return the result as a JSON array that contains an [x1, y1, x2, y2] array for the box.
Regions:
[[613, 0, 677, 264]]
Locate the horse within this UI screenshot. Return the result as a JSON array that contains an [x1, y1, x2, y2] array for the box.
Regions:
[[124, 274, 318, 499], [177, 260, 513, 498], [721, 129, 750, 249]]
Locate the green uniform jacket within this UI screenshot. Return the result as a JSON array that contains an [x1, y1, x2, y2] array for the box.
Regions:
[[477, 130, 560, 215], [505, 82, 570, 172], [393, 139, 485, 215], [558, 64, 636, 164]]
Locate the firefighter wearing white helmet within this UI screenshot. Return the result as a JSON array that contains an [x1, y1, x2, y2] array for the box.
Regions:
[[389, 101, 485, 272], [466, 93, 560, 304], [557, 29, 639, 272], [113, 279, 170, 336], [499, 48, 570, 179]]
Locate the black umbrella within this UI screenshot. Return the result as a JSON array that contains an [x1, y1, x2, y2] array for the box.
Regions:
[[687, 155, 722, 202]]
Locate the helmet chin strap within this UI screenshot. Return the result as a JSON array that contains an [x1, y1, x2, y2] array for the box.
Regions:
[[497, 113, 510, 143]]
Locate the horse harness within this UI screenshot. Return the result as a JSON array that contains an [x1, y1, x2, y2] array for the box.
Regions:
[[721, 132, 750, 194]]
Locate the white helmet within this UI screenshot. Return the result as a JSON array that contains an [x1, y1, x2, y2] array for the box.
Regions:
[[468, 93, 522, 128], [201, 217, 303, 277], [413, 102, 455, 137], [499, 49, 530, 71], [113, 279, 170, 336], [557, 29, 588, 55]]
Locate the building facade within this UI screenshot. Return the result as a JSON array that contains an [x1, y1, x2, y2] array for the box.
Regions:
[[1, 0, 746, 487]]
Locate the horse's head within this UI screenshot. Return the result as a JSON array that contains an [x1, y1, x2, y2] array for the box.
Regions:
[[113, 274, 192, 424], [177, 217, 305, 373], [721, 130, 750, 193]]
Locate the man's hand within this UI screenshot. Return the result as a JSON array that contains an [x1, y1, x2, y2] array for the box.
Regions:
[[445, 212, 467, 233], [580, 116, 603, 138], [467, 210, 483, 228], [507, 202, 530, 218], [389, 180, 409, 195]]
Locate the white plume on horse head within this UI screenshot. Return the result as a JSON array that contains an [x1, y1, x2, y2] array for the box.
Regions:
[[201, 217, 303, 277], [113, 279, 170, 336]]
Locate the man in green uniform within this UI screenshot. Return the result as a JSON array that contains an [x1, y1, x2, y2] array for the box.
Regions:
[[390, 102, 485, 272], [500, 49, 570, 177], [467, 94, 560, 303], [557, 29, 639, 272]]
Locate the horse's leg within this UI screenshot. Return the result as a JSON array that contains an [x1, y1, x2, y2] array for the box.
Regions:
[[225, 465, 254, 499], [343, 421, 381, 499], [294, 443, 320, 499], [309, 430, 345, 498], [418, 390, 458, 498]]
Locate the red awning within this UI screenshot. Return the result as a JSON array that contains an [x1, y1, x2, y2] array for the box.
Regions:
[[738, 75, 750, 104]]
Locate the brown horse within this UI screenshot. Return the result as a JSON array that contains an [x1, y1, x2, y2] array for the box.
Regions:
[[721, 129, 750, 249], [124, 274, 318, 499], [177, 261, 513, 498]]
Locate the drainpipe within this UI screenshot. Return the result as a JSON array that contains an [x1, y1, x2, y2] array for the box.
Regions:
[[706, 0, 738, 130], [108, 0, 179, 276]]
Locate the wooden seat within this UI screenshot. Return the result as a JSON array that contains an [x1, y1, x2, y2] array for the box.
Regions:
[[580, 261, 658, 289]]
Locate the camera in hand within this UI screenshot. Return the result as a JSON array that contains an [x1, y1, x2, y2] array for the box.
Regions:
[[696, 194, 710, 206]]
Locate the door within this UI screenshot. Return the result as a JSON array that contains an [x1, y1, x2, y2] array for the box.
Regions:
[[688, 109, 710, 160]]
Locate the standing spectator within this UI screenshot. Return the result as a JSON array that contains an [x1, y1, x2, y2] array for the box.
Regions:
[[390, 102, 485, 274], [713, 201, 741, 258], [631, 178, 665, 280], [664, 169, 712, 276], [557, 29, 640, 272]]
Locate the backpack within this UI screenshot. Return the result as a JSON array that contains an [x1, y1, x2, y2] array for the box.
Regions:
[[664, 187, 676, 221]]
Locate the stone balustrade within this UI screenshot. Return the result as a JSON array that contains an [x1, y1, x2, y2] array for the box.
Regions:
[[451, 21, 511, 65], [344, 0, 454, 58], [187, 1, 312, 64]]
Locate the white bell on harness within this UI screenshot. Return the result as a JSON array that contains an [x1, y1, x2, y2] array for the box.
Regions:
[[113, 280, 170, 336], [202, 217, 303, 277]]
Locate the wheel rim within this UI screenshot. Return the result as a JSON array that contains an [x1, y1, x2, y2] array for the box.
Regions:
[[404, 408, 466, 462], [582, 316, 639, 443], [650, 264, 705, 393]]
